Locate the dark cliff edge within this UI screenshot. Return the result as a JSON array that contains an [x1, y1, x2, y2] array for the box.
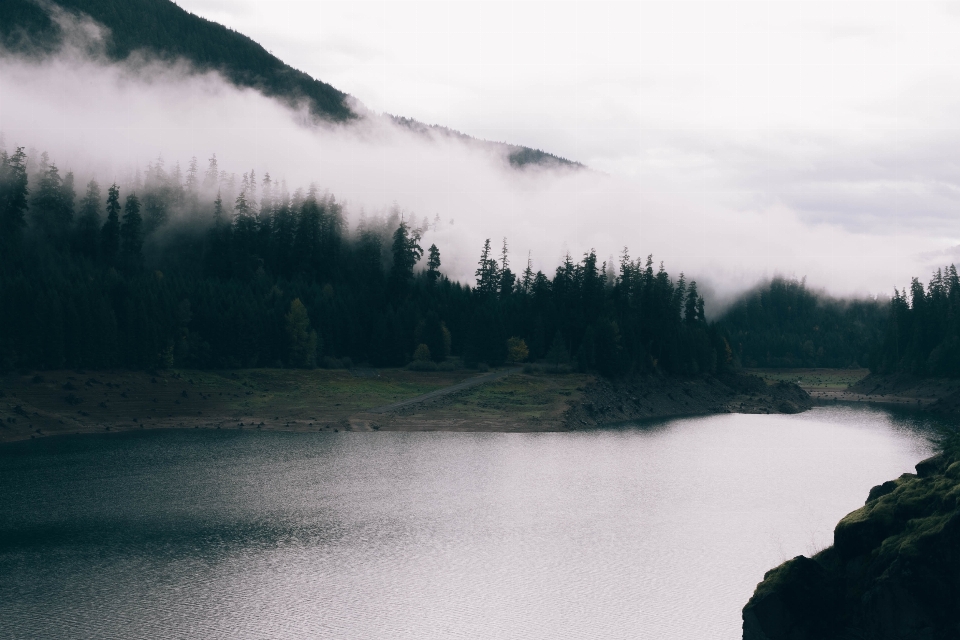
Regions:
[[564, 372, 813, 428], [743, 447, 960, 640]]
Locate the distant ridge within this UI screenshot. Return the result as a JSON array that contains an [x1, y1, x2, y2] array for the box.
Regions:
[[0, 0, 584, 169], [389, 116, 583, 169]]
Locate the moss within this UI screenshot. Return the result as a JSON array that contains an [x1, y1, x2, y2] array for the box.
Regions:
[[747, 449, 960, 637]]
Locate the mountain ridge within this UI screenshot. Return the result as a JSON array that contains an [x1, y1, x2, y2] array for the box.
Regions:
[[0, 0, 581, 168]]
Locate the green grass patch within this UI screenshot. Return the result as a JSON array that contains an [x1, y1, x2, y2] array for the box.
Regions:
[[746, 368, 870, 390]]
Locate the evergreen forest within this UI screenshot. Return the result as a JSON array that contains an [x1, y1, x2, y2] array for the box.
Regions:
[[716, 278, 888, 369], [3, 146, 959, 379], [0, 146, 726, 376]]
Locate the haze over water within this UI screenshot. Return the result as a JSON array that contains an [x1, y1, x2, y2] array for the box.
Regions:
[[0, 406, 934, 639]]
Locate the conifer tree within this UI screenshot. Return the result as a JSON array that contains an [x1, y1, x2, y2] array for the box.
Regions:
[[213, 191, 224, 225], [120, 193, 143, 268], [519, 252, 534, 295], [426, 243, 441, 283], [185, 156, 199, 206], [203, 154, 219, 190], [685, 280, 702, 324], [74, 179, 102, 260], [0, 147, 28, 259], [31, 161, 71, 244], [475, 238, 499, 295], [499, 237, 515, 296], [389, 220, 423, 295], [100, 184, 121, 266]]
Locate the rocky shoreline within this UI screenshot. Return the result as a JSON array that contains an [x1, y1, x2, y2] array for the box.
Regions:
[[797, 372, 960, 417], [564, 371, 813, 429], [743, 444, 960, 639]]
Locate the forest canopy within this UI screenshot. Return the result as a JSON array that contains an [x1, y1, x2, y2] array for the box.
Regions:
[[4, 145, 958, 379], [0, 146, 726, 376]]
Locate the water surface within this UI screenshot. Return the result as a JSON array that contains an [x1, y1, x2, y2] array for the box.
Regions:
[[0, 406, 936, 639]]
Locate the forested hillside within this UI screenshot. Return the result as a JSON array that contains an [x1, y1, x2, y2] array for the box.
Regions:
[[0, 145, 724, 375], [0, 0, 352, 120], [872, 268, 960, 377], [716, 278, 888, 369], [0, 0, 579, 167]]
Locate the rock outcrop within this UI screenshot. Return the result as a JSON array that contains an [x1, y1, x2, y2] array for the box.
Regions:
[[743, 451, 960, 639], [565, 372, 812, 428]]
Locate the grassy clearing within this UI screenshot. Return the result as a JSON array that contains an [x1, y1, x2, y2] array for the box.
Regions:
[[374, 371, 592, 431], [213, 368, 476, 417], [0, 367, 482, 441], [439, 373, 587, 420], [747, 368, 870, 391]]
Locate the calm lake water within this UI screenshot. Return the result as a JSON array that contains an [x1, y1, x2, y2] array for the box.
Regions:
[[0, 406, 936, 639]]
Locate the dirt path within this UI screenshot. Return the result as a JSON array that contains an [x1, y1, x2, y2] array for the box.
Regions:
[[363, 367, 522, 414]]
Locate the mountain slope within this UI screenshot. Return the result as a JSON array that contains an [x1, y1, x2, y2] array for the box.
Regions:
[[1, 0, 353, 120], [0, 0, 581, 168]]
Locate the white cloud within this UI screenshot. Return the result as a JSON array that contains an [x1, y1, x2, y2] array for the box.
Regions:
[[3, 1, 959, 306]]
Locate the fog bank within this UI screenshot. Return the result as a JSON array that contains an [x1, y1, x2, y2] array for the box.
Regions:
[[0, 29, 949, 303]]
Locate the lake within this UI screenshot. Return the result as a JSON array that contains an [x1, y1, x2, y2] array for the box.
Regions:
[[0, 405, 936, 639]]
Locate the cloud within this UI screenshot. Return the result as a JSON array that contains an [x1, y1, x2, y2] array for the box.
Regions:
[[1, 5, 957, 309]]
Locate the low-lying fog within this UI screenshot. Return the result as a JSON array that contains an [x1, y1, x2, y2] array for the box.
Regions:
[[1, 11, 954, 306]]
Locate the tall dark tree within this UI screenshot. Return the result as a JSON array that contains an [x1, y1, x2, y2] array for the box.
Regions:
[[685, 280, 703, 324], [120, 193, 143, 268], [31, 160, 73, 245], [0, 147, 29, 260], [389, 220, 422, 296], [475, 238, 499, 295], [498, 237, 515, 297], [74, 179, 101, 260], [100, 184, 121, 267], [426, 243, 441, 283]]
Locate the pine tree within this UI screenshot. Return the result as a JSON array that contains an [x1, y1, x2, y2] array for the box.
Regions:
[[74, 179, 102, 260], [474, 238, 499, 295], [426, 243, 441, 283], [685, 280, 702, 324], [499, 237, 515, 296], [519, 251, 534, 295], [120, 193, 143, 268], [213, 191, 224, 225], [389, 220, 423, 295], [100, 184, 121, 266], [185, 156, 199, 206], [0, 147, 28, 259], [203, 154, 219, 191], [31, 161, 71, 244]]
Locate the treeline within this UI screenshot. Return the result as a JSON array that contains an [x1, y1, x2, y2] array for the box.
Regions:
[[872, 267, 960, 377], [716, 277, 888, 369], [0, 146, 729, 376]]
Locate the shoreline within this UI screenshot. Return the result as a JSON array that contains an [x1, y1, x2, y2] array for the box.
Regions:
[[1, 368, 814, 444]]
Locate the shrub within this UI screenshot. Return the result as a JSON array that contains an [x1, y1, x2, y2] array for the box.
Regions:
[[413, 343, 432, 362], [506, 336, 529, 363]]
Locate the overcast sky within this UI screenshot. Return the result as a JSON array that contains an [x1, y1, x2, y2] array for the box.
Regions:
[[5, 0, 960, 299], [170, 1, 960, 279]]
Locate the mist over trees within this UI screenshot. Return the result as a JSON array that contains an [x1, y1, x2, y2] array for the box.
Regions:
[[6, 145, 960, 379], [1, 0, 353, 121], [716, 277, 888, 369], [0, 146, 729, 376], [872, 267, 960, 377]]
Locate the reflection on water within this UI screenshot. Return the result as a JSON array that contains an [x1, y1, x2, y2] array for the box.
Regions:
[[0, 406, 937, 639]]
